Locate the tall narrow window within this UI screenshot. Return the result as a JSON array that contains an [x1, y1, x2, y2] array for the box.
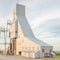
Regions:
[[15, 31, 17, 33], [33, 47, 35, 50], [9, 32, 11, 37], [37, 47, 39, 50], [29, 47, 31, 50], [42, 49, 44, 52]]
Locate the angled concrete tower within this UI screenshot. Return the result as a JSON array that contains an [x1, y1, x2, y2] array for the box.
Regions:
[[8, 4, 54, 58]]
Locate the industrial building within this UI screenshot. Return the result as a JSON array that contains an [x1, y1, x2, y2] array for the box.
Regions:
[[7, 4, 55, 58]]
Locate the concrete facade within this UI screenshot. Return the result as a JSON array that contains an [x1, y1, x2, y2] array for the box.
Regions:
[[21, 50, 45, 58], [8, 4, 54, 58]]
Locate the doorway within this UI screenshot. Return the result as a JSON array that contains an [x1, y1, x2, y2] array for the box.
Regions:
[[19, 51, 21, 55]]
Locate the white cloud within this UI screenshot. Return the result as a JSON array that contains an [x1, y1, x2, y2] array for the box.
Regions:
[[34, 19, 60, 36], [38, 37, 60, 51], [30, 9, 60, 28]]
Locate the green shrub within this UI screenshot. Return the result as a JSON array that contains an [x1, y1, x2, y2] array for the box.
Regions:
[[0, 50, 3, 54], [56, 52, 60, 56]]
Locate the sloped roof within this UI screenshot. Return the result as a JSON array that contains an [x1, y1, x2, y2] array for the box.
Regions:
[[18, 16, 35, 38], [18, 16, 52, 47], [16, 4, 52, 47]]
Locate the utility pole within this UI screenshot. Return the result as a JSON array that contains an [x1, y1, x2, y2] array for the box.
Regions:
[[4, 28, 6, 55], [7, 20, 12, 54]]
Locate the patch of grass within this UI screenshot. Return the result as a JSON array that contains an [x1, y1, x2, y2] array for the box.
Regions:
[[43, 56, 60, 60], [0, 50, 3, 55], [56, 52, 60, 56]]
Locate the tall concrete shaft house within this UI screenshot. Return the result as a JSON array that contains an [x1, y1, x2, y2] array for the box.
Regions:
[[8, 4, 53, 58]]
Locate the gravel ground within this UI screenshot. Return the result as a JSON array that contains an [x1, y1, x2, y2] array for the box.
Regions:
[[0, 55, 42, 60], [0, 55, 59, 60]]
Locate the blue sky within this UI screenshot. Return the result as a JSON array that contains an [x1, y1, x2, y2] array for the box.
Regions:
[[0, 0, 60, 51]]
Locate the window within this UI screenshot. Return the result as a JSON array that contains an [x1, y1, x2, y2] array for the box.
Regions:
[[29, 47, 31, 50], [37, 47, 39, 50], [15, 31, 17, 33], [50, 49, 52, 52], [33, 47, 35, 50], [19, 51, 21, 55], [42, 49, 44, 52], [9, 32, 11, 37]]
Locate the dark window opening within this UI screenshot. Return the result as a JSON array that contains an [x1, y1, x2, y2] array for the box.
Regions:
[[16, 31, 17, 33], [19, 51, 21, 55], [42, 49, 45, 52]]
